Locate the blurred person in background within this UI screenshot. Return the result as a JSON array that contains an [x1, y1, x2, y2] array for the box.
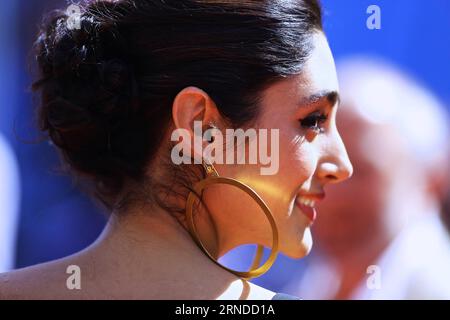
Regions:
[[0, 0, 20, 273], [282, 58, 450, 300], [0, 134, 20, 272]]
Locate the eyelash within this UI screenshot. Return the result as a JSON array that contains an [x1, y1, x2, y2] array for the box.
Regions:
[[299, 111, 328, 133]]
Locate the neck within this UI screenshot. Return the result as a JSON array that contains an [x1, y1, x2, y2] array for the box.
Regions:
[[82, 204, 241, 298]]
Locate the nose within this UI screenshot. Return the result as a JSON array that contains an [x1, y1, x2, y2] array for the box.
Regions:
[[317, 131, 353, 184]]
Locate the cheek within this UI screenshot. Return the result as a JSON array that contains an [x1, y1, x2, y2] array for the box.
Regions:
[[278, 133, 317, 193], [255, 133, 317, 223], [212, 129, 318, 236]]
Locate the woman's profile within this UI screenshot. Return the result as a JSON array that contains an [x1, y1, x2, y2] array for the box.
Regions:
[[0, 0, 352, 299]]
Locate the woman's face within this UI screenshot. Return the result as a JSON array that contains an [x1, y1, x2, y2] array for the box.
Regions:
[[198, 32, 353, 259]]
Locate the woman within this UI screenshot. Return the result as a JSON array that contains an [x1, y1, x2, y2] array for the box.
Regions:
[[0, 0, 352, 299]]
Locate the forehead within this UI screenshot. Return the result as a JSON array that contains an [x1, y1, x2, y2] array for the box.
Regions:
[[259, 32, 339, 117], [301, 32, 339, 95]]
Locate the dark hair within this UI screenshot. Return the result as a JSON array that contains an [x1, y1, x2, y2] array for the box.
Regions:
[[33, 0, 322, 209]]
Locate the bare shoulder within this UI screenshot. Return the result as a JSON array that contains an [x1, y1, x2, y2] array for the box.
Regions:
[[0, 255, 87, 300]]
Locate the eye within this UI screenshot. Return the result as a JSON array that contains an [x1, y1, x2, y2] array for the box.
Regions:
[[299, 111, 328, 133]]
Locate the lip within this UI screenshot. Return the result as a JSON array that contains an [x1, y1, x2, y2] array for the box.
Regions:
[[295, 192, 325, 223], [296, 201, 317, 223], [298, 192, 325, 202]]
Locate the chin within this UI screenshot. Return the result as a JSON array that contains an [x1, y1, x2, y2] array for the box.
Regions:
[[282, 227, 313, 259]]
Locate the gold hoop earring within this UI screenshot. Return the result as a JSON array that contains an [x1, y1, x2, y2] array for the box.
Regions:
[[185, 160, 279, 280]]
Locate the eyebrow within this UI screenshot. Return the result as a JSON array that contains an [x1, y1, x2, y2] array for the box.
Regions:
[[300, 90, 340, 108]]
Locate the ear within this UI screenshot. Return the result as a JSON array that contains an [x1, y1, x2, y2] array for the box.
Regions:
[[172, 86, 219, 131], [171, 86, 221, 160]]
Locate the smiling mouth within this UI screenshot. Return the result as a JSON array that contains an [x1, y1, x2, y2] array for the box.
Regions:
[[295, 193, 324, 223]]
